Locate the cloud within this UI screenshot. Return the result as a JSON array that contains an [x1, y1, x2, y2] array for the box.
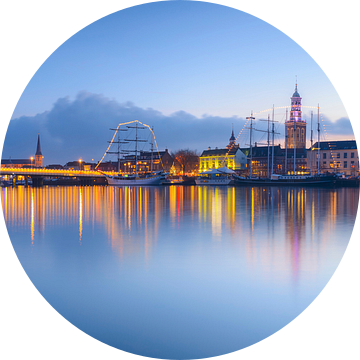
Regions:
[[2, 92, 356, 165], [320, 116, 355, 139]]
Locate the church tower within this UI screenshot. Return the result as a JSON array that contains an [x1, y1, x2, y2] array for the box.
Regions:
[[285, 83, 306, 149], [34, 134, 43, 167], [226, 126, 237, 150]]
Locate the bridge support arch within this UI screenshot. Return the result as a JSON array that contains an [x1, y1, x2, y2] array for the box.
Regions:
[[32, 176, 43, 187]]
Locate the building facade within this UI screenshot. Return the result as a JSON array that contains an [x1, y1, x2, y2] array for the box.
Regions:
[[239, 145, 307, 177], [199, 130, 247, 172], [307, 140, 359, 176], [1, 159, 32, 168], [122, 149, 173, 173], [285, 84, 306, 149]]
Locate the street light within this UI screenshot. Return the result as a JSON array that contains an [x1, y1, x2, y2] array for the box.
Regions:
[[79, 159, 82, 171], [30, 157, 34, 168]]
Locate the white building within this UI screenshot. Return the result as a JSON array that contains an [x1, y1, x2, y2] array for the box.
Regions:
[[307, 140, 358, 176]]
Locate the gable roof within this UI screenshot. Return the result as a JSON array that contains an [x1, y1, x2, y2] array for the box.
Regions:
[[200, 147, 242, 157], [240, 145, 283, 157], [1, 159, 32, 165], [309, 140, 357, 151]]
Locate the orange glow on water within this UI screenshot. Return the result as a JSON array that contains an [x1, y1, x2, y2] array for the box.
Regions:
[[1, 185, 358, 280]]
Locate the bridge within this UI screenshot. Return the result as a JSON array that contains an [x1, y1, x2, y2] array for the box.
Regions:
[[0, 167, 110, 186]]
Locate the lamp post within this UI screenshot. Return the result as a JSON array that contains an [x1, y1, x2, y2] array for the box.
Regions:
[[79, 159, 82, 171], [30, 157, 34, 169]]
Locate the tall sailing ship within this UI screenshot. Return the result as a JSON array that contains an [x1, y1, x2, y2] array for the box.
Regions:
[[99, 120, 166, 186]]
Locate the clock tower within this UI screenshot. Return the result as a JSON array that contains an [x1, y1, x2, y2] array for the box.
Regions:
[[285, 84, 306, 149]]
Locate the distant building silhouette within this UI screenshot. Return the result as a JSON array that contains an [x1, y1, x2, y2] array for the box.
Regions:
[[1, 135, 43, 168]]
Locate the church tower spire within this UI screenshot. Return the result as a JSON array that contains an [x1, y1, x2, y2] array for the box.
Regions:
[[35, 134, 43, 167], [227, 125, 236, 149]]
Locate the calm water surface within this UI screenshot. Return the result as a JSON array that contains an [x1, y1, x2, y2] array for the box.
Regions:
[[2, 185, 358, 359]]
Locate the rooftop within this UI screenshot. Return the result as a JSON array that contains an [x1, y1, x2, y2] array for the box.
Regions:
[[309, 140, 357, 151], [1, 159, 32, 165], [200, 146, 240, 157]]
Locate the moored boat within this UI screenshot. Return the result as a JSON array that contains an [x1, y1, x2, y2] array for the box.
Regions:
[[98, 120, 167, 186], [161, 175, 196, 186], [105, 171, 166, 186], [233, 173, 337, 187], [195, 167, 234, 185]]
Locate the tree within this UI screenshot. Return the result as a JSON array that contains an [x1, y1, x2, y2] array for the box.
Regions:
[[171, 149, 199, 175]]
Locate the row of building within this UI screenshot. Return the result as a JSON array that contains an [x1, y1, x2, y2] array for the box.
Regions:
[[1, 85, 359, 177], [198, 84, 358, 177], [2, 133, 358, 177], [199, 137, 358, 177]]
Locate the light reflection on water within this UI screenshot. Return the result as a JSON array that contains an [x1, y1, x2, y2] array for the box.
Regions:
[[1, 185, 358, 359]]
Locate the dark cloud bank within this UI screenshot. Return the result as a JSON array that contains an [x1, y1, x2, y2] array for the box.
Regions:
[[2, 91, 356, 165]]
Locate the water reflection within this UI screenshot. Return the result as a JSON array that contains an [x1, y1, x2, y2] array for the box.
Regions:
[[2, 185, 358, 265], [0, 182, 355, 273], [1, 185, 358, 358]]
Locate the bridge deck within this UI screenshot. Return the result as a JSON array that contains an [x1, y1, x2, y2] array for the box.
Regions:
[[0, 167, 109, 178]]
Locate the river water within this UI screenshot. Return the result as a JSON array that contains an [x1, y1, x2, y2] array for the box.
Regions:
[[1, 185, 358, 359]]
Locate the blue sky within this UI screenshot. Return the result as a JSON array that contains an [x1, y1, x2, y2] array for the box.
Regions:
[[3, 0, 354, 164]]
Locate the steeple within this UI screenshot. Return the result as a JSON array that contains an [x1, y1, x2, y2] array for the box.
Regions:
[[289, 82, 302, 122], [229, 125, 236, 143], [292, 82, 300, 98], [227, 125, 237, 150], [34, 134, 43, 167], [35, 134, 42, 156]]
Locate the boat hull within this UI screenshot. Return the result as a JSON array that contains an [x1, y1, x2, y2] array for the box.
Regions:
[[195, 178, 232, 185], [106, 174, 165, 186], [233, 175, 337, 187]]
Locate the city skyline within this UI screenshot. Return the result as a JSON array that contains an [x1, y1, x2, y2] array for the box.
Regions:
[[1, 1, 356, 165]]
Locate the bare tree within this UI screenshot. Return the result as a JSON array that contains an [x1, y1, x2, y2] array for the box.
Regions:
[[171, 149, 199, 175]]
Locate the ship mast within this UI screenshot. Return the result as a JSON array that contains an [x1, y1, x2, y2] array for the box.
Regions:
[[310, 111, 313, 175], [150, 126, 154, 175], [285, 108, 288, 174], [293, 118, 297, 175], [126, 120, 147, 176], [266, 114, 270, 178], [246, 113, 255, 178], [271, 105, 275, 175], [259, 111, 279, 178], [107, 126, 128, 172], [317, 105, 320, 174]]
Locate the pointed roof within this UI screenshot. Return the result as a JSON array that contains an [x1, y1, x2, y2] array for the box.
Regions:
[[35, 134, 42, 156], [292, 83, 300, 98], [229, 125, 236, 142]]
